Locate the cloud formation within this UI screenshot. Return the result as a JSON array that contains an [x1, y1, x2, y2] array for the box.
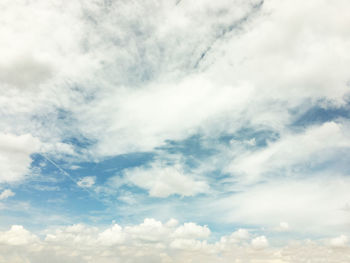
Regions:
[[0, 221, 349, 263], [124, 162, 209, 197], [0, 189, 15, 200], [0, 133, 40, 182], [77, 176, 96, 188], [1, 0, 350, 261]]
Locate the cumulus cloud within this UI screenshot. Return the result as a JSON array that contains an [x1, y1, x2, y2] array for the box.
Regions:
[[0, 221, 349, 263], [97, 224, 125, 246], [172, 222, 210, 239], [219, 229, 250, 246], [329, 235, 349, 248], [124, 163, 209, 197], [0, 225, 39, 246], [251, 236, 269, 249], [0, 189, 15, 200]]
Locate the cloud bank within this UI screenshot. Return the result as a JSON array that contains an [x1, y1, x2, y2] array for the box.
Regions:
[[0, 220, 349, 263]]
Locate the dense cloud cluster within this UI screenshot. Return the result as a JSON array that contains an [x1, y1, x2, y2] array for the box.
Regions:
[[0, 220, 349, 263]]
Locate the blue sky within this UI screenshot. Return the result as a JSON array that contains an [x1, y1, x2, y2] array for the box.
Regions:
[[1, 0, 350, 262]]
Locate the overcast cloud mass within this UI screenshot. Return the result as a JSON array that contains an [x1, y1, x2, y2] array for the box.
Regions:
[[1, 0, 350, 262]]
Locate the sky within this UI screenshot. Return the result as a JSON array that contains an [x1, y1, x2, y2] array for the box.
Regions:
[[1, 0, 350, 262]]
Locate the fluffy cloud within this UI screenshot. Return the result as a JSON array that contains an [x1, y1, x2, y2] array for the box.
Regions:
[[124, 218, 170, 242], [124, 163, 209, 197], [329, 235, 349, 248], [0, 225, 39, 246], [0, 189, 15, 200], [251, 236, 269, 249], [97, 224, 125, 246], [0, 133, 41, 183], [172, 222, 210, 239], [0, 221, 349, 263], [1, 0, 350, 160], [77, 176, 96, 188]]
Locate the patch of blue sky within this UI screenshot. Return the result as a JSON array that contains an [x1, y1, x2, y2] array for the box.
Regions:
[[62, 136, 96, 150], [69, 152, 155, 184], [7, 155, 103, 224], [7, 150, 158, 228], [291, 103, 350, 128], [29, 154, 67, 186], [156, 135, 217, 163], [8, 182, 109, 228], [20, 153, 159, 224], [0, 188, 73, 229], [206, 169, 232, 184]]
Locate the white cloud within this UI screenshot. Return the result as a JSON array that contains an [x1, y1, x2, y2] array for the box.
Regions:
[[208, 0, 350, 105], [41, 142, 75, 156], [173, 222, 210, 239], [211, 175, 350, 235], [77, 176, 96, 188], [251, 236, 269, 249], [0, 189, 15, 200], [219, 229, 250, 246], [65, 0, 350, 161], [1, 0, 349, 162], [97, 224, 125, 246], [0, 0, 350, 261], [0, 55, 53, 88], [0, 225, 38, 246], [329, 235, 349, 248], [84, 75, 254, 156], [276, 222, 290, 232], [227, 122, 350, 183], [165, 218, 179, 228], [0, 221, 349, 262], [0, 133, 41, 183], [170, 238, 208, 251], [231, 229, 250, 240], [124, 218, 170, 242], [124, 163, 209, 198]]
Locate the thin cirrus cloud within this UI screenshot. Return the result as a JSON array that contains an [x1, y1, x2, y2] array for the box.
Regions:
[[0, 0, 350, 262]]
